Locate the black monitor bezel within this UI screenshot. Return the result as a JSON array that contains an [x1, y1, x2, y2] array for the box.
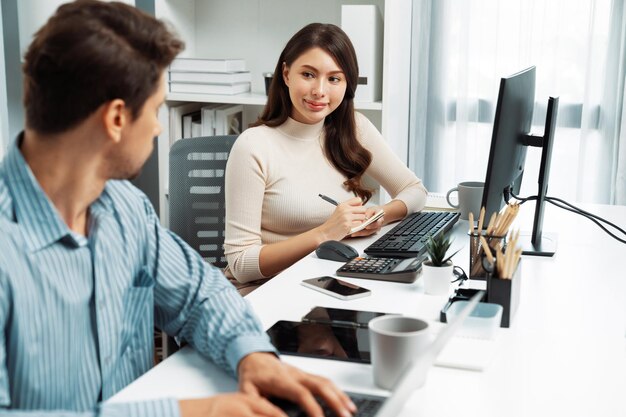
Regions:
[[481, 66, 536, 222]]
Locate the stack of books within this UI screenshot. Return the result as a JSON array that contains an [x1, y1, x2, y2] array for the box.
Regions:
[[168, 57, 251, 95], [169, 102, 244, 143]]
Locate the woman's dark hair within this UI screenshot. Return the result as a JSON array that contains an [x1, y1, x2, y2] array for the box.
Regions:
[[22, 0, 184, 134], [255, 23, 373, 202]]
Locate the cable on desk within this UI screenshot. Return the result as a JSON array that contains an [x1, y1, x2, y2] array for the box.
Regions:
[[510, 191, 626, 244]]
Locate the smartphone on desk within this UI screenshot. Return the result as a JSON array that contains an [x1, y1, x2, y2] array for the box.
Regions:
[[301, 276, 371, 300]]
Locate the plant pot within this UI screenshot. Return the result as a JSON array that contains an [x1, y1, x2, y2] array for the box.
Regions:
[[422, 260, 453, 295]]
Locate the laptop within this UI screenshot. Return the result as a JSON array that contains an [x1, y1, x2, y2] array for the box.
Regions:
[[273, 291, 485, 417]]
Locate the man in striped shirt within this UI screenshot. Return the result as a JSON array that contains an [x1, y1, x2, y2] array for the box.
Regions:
[[0, 2, 357, 417]]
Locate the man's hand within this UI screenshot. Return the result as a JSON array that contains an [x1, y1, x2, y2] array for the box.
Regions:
[[238, 352, 357, 417], [179, 393, 286, 417]]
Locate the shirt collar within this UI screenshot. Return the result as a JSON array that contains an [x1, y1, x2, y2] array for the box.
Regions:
[[4, 134, 98, 251]]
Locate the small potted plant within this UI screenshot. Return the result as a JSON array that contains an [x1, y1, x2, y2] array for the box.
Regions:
[[422, 234, 459, 295]]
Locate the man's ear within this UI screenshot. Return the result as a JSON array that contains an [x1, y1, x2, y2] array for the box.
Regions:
[[102, 99, 127, 143], [282, 62, 290, 87]]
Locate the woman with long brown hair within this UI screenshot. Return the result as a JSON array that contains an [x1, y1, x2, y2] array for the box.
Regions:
[[224, 23, 427, 291]]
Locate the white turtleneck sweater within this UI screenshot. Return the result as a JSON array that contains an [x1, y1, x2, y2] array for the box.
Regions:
[[224, 112, 427, 283]]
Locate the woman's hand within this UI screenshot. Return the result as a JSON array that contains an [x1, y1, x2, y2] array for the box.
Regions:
[[349, 206, 384, 237], [316, 197, 367, 241]]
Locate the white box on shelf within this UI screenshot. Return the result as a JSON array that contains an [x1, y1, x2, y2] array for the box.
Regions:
[[200, 104, 222, 136], [182, 110, 201, 139], [169, 58, 246, 72], [169, 82, 251, 95], [341, 5, 383, 102], [191, 118, 202, 137], [214, 104, 244, 136], [169, 71, 252, 84]]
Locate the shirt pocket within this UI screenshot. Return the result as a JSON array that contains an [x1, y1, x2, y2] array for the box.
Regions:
[[120, 268, 154, 353]]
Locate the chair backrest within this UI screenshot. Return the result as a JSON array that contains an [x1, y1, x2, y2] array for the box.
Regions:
[[169, 135, 237, 268]]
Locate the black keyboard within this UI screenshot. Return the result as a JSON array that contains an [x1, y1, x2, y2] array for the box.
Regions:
[[272, 394, 383, 417], [364, 211, 461, 258]]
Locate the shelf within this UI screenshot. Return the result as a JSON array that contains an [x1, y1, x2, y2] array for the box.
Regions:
[[166, 92, 383, 110], [154, 0, 412, 226], [166, 92, 267, 106]]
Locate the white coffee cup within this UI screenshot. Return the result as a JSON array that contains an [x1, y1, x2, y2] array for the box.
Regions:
[[368, 315, 430, 389], [446, 181, 484, 220]]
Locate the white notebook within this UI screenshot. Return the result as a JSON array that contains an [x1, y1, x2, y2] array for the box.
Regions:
[[424, 192, 457, 211], [435, 334, 501, 371]]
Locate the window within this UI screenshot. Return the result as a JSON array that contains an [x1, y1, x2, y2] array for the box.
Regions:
[[409, 0, 622, 204]]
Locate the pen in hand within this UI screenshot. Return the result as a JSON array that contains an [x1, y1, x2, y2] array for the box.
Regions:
[[318, 194, 339, 206]]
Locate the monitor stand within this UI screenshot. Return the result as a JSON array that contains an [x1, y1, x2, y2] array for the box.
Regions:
[[518, 231, 557, 256], [520, 96, 559, 257]]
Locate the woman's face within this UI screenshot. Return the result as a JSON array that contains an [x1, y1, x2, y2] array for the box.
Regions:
[[282, 47, 347, 125]]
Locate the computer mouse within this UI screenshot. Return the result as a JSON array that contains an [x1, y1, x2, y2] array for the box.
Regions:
[[315, 240, 359, 262]]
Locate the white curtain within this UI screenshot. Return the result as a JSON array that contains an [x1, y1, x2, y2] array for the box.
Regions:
[[409, 0, 626, 205], [611, 1, 626, 204]]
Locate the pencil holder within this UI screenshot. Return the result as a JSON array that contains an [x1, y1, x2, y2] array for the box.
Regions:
[[468, 233, 506, 279], [486, 262, 521, 328]]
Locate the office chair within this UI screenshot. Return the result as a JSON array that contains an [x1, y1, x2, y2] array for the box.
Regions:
[[166, 135, 237, 355], [169, 134, 237, 267]]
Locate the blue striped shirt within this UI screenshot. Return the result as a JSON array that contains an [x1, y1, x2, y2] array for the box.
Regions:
[[0, 137, 276, 416]]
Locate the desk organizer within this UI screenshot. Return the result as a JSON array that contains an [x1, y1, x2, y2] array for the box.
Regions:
[[468, 232, 506, 280], [486, 263, 521, 328]]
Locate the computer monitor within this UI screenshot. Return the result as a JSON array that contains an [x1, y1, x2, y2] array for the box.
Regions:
[[481, 66, 559, 256]]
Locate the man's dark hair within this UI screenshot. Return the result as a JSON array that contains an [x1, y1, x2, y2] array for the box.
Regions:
[[22, 0, 184, 134]]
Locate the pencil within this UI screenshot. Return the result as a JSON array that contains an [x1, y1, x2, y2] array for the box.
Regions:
[[486, 212, 497, 235], [500, 205, 517, 235], [318, 194, 338, 206], [477, 206, 486, 233], [493, 208, 504, 236], [503, 230, 519, 278], [468, 212, 475, 235], [480, 236, 495, 264], [512, 248, 522, 278], [495, 206, 508, 236], [496, 245, 504, 277]]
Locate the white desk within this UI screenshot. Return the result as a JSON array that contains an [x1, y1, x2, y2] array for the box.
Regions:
[[110, 203, 626, 416]]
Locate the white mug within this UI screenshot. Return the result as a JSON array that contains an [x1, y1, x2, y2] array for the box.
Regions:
[[446, 181, 484, 221], [368, 315, 430, 389]]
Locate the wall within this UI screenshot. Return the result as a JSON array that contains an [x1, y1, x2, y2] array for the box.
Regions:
[[1, 0, 22, 149], [0, 1, 7, 158], [17, 0, 136, 57]]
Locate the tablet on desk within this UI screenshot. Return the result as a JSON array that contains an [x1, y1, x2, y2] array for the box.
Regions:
[[266, 319, 499, 371], [302, 306, 389, 328], [266, 320, 371, 363]]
